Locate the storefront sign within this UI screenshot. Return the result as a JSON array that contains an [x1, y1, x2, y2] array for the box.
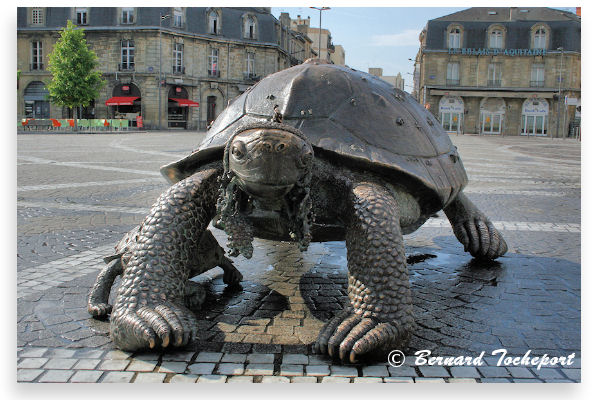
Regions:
[[136, 115, 143, 128], [122, 85, 130, 91], [448, 48, 547, 56], [565, 97, 578, 106]]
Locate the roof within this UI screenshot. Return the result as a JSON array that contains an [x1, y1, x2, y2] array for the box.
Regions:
[[433, 7, 580, 22]]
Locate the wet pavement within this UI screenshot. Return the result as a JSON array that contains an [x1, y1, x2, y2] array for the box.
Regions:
[[17, 132, 581, 383]]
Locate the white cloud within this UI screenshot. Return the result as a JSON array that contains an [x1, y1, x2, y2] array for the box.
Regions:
[[371, 29, 421, 47]]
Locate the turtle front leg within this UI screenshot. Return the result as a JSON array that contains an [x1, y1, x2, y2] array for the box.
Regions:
[[109, 164, 221, 352], [444, 192, 508, 260], [315, 182, 414, 363]]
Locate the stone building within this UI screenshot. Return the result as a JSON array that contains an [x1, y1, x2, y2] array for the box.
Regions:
[[412, 7, 580, 137], [330, 44, 346, 66], [291, 15, 335, 62], [17, 7, 314, 130], [368, 68, 404, 91]]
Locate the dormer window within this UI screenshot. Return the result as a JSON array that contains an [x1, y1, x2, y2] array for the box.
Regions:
[[121, 8, 134, 24], [533, 27, 547, 49], [31, 8, 44, 25], [243, 14, 257, 39], [173, 8, 183, 28], [209, 10, 220, 34], [488, 25, 505, 49], [76, 8, 88, 25], [448, 26, 462, 49]]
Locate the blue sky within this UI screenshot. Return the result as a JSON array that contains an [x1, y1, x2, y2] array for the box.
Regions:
[[271, 6, 577, 93]]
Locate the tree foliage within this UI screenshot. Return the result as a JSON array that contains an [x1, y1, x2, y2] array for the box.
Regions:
[[47, 20, 104, 119]]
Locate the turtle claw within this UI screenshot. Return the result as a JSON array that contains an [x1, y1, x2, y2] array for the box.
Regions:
[[457, 216, 507, 260], [315, 311, 408, 363], [87, 302, 112, 318]]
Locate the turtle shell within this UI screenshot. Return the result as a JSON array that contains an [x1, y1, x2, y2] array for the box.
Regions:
[[161, 61, 468, 212]]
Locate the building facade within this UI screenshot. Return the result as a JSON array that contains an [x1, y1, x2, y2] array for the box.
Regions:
[[17, 7, 314, 129], [290, 15, 335, 62], [412, 7, 580, 137], [369, 68, 404, 91], [330, 44, 346, 66]]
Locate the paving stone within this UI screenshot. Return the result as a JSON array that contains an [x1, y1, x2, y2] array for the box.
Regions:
[[449, 366, 481, 378], [291, 376, 318, 383], [194, 352, 223, 363], [102, 350, 132, 360], [17, 358, 48, 369], [447, 378, 478, 383], [44, 348, 77, 358], [353, 377, 383, 383], [388, 365, 418, 377], [414, 378, 446, 383], [330, 365, 358, 377], [417, 366, 451, 378], [38, 369, 75, 383], [43, 358, 78, 370], [362, 365, 390, 377], [187, 363, 216, 375], [161, 351, 196, 362], [217, 363, 245, 375], [480, 378, 511, 383], [100, 371, 135, 383], [168, 374, 199, 383], [221, 353, 247, 363], [133, 373, 167, 383], [261, 376, 291, 383], [245, 363, 275, 376], [533, 368, 565, 380], [17, 369, 44, 382], [126, 359, 157, 372], [512, 378, 544, 383], [19, 348, 48, 358], [227, 376, 254, 383], [308, 355, 330, 365], [561, 368, 580, 381], [69, 370, 104, 383], [322, 376, 351, 383], [507, 367, 535, 378], [282, 354, 309, 364], [195, 375, 227, 383], [384, 377, 415, 383], [279, 364, 304, 376], [477, 366, 511, 378], [305, 365, 330, 376], [98, 359, 130, 371], [246, 353, 275, 364], [158, 361, 187, 374]]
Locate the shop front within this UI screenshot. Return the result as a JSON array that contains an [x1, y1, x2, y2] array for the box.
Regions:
[[479, 97, 506, 135], [521, 97, 549, 136], [438, 96, 464, 134], [105, 83, 142, 126], [23, 81, 50, 118], [168, 86, 198, 129]]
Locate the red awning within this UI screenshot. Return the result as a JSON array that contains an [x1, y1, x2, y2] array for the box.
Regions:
[[169, 98, 199, 107], [105, 96, 139, 106]]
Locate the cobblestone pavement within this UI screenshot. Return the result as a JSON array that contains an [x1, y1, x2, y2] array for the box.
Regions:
[[17, 132, 580, 383]]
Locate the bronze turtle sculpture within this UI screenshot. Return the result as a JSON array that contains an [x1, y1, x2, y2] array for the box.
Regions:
[[88, 60, 507, 363]]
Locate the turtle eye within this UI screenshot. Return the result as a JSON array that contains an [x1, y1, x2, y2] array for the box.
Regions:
[[231, 141, 247, 160], [298, 144, 313, 167]]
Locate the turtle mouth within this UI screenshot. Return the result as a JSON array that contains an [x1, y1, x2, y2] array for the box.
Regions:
[[235, 178, 296, 199]]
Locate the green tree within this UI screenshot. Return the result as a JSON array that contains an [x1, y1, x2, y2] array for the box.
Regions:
[[47, 20, 104, 130]]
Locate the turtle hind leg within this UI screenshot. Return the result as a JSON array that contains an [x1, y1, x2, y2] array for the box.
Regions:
[[444, 192, 508, 260], [87, 258, 123, 318], [314, 182, 414, 363], [193, 230, 243, 286]]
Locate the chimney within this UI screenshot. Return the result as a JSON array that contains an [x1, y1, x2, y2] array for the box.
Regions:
[[576, 7, 581, 16], [509, 7, 518, 20]]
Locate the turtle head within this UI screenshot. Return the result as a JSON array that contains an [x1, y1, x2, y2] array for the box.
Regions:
[[227, 127, 313, 201], [217, 122, 314, 258]]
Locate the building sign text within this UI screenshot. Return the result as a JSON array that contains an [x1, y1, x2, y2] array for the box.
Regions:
[[448, 48, 547, 56]]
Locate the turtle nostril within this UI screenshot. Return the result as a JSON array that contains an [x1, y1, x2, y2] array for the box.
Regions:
[[263, 142, 272, 151], [276, 143, 286, 152]]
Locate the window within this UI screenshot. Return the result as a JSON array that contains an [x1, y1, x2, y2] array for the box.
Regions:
[[448, 28, 461, 49], [530, 64, 545, 87], [245, 52, 255, 78], [446, 62, 459, 85], [76, 8, 88, 25], [31, 41, 43, 70], [173, 43, 183, 74], [208, 48, 219, 76], [121, 8, 134, 24], [209, 10, 219, 34], [173, 8, 183, 28], [488, 63, 502, 87], [244, 15, 257, 39], [533, 27, 547, 49], [489, 30, 503, 49], [31, 8, 44, 25], [120, 40, 135, 70]]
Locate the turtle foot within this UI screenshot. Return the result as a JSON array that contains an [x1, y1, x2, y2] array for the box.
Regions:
[[110, 301, 198, 352], [455, 216, 508, 260], [87, 302, 112, 318], [314, 311, 409, 363]]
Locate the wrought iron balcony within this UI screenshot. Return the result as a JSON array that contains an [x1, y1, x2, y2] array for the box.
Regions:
[[30, 63, 44, 71], [530, 80, 545, 87], [118, 63, 135, 72], [244, 73, 261, 82], [208, 69, 220, 77], [446, 78, 460, 86], [487, 79, 502, 87], [172, 66, 185, 75]]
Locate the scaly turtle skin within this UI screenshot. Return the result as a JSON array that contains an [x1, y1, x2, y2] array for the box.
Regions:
[[88, 60, 507, 362]]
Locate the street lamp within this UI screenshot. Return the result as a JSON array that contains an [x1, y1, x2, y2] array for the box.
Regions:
[[310, 7, 331, 60], [555, 46, 564, 139], [158, 13, 170, 130]]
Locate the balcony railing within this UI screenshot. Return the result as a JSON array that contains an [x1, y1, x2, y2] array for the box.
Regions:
[[173, 66, 185, 75], [487, 79, 502, 87], [30, 63, 44, 71], [118, 63, 135, 72], [530, 80, 545, 87], [446, 78, 460, 86], [208, 69, 220, 77]]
